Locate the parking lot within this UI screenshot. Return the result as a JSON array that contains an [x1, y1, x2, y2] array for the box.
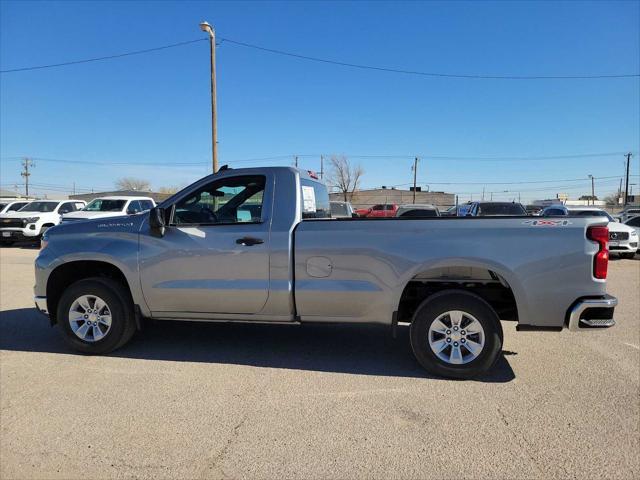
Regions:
[[0, 245, 638, 479]]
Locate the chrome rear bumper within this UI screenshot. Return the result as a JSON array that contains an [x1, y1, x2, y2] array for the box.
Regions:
[[567, 295, 617, 332]]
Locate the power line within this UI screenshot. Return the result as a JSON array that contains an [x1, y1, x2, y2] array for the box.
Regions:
[[0, 38, 206, 74], [219, 37, 640, 80], [1, 151, 633, 167], [2, 33, 637, 80]]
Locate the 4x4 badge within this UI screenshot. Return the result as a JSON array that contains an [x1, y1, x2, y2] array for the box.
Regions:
[[522, 219, 572, 226]]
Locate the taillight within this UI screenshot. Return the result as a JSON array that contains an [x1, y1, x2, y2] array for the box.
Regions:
[[587, 226, 609, 279]]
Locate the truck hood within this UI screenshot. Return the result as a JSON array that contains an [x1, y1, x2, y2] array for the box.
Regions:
[[62, 211, 126, 220], [0, 211, 57, 219], [48, 212, 147, 237]]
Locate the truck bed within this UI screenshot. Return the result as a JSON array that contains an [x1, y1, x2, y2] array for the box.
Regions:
[[294, 216, 607, 328]]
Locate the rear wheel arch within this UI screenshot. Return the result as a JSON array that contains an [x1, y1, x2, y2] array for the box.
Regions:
[[396, 264, 520, 324], [46, 260, 133, 324]]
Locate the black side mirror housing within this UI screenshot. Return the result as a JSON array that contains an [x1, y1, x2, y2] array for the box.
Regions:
[[149, 206, 166, 237]]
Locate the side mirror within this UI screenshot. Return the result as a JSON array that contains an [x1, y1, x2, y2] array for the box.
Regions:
[[351, 212, 359, 218], [149, 207, 166, 237]]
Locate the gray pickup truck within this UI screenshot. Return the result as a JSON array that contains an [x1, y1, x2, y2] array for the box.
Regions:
[[34, 167, 617, 379]]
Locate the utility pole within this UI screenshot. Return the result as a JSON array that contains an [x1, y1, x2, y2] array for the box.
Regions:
[[490, 192, 493, 201], [294, 155, 298, 168], [320, 155, 324, 179], [624, 152, 632, 206], [200, 21, 218, 173], [21, 158, 34, 198], [588, 175, 595, 205], [412, 157, 418, 203], [482, 186, 485, 201]]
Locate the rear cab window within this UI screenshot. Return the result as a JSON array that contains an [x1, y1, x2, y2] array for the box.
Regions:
[[300, 178, 330, 219]]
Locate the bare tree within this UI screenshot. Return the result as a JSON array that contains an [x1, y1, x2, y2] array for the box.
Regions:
[[327, 155, 364, 202], [115, 177, 150, 191], [603, 192, 621, 206]]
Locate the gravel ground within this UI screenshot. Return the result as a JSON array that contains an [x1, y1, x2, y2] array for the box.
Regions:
[[1, 245, 638, 479]]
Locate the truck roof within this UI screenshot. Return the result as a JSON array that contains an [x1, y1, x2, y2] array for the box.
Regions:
[[91, 196, 155, 201]]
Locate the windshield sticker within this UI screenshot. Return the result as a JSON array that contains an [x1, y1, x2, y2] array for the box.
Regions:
[[302, 186, 316, 213], [522, 219, 572, 226]]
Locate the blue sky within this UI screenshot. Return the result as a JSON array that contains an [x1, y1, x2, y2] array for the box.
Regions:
[[1, 0, 638, 202]]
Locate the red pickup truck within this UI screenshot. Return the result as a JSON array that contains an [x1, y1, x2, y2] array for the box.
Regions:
[[356, 204, 399, 218]]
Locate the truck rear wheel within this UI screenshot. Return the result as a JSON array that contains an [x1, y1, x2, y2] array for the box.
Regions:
[[410, 290, 503, 380], [56, 277, 136, 354]]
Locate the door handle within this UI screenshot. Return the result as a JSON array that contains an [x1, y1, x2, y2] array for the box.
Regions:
[[236, 237, 264, 246]]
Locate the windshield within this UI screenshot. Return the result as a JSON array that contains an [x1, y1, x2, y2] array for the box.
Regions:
[[19, 201, 59, 212], [84, 199, 127, 212], [477, 203, 526, 216], [571, 210, 614, 221]]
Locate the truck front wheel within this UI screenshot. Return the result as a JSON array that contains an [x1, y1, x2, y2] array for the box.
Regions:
[[410, 290, 503, 380], [56, 277, 136, 354]]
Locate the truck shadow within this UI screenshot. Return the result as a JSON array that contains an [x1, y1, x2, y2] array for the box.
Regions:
[[0, 308, 515, 382]]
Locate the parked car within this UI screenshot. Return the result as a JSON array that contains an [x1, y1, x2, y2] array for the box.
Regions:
[[525, 205, 543, 216], [541, 206, 638, 259], [365, 203, 399, 217], [62, 196, 156, 222], [0, 199, 30, 215], [396, 204, 440, 217], [616, 207, 640, 223], [329, 201, 355, 218], [35, 167, 618, 380], [0, 199, 86, 245], [466, 201, 527, 216], [624, 215, 640, 253], [539, 205, 568, 217]]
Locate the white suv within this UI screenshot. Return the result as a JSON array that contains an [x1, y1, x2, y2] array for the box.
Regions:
[[0, 199, 86, 245], [62, 196, 156, 222]]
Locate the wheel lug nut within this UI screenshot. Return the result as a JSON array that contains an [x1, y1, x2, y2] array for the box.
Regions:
[[446, 330, 451, 335], [84, 314, 88, 319], [461, 338, 466, 343], [446, 338, 451, 343], [454, 342, 458, 347], [453, 326, 458, 331]]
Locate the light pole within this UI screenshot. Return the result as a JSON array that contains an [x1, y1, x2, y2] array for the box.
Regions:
[[200, 21, 218, 173], [588, 174, 595, 205]]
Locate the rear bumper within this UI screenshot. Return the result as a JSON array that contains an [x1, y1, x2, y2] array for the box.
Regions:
[[567, 294, 617, 332]]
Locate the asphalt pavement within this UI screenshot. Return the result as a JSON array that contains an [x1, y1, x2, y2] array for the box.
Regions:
[[1, 245, 638, 479]]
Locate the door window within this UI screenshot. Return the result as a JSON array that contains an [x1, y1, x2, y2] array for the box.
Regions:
[[127, 200, 142, 214], [172, 175, 265, 226], [58, 202, 76, 214]]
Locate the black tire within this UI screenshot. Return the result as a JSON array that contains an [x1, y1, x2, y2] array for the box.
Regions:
[[56, 277, 137, 354], [620, 252, 635, 260], [410, 290, 503, 380]]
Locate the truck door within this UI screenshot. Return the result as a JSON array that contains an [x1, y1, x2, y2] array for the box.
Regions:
[[138, 173, 272, 315]]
